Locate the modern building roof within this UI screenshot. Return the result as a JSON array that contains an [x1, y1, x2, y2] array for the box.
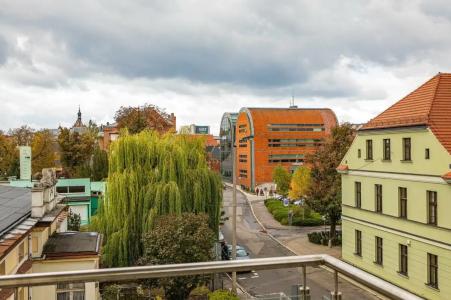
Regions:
[[362, 73, 451, 154], [239, 107, 338, 135], [0, 186, 31, 236], [42, 232, 101, 258]]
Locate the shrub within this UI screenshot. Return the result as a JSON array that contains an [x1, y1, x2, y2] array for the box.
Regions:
[[264, 199, 323, 226], [307, 231, 342, 246], [208, 290, 239, 300]]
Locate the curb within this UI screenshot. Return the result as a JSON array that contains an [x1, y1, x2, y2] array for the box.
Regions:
[[226, 183, 384, 300]]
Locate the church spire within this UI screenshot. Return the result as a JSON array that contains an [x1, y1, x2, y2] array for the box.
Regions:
[[73, 105, 85, 128]]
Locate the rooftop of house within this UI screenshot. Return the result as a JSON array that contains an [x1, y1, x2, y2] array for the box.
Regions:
[[362, 72, 451, 154], [42, 232, 101, 258], [0, 186, 31, 236]]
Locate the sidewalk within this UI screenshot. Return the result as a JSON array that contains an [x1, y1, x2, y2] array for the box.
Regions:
[[225, 183, 341, 258]]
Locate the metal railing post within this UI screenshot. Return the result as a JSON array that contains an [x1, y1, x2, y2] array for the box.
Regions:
[[300, 266, 310, 300], [330, 270, 342, 300]]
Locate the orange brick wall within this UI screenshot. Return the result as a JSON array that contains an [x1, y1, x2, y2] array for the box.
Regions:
[[236, 108, 337, 190]]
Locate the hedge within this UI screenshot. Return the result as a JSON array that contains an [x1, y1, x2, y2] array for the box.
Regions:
[[264, 199, 323, 226], [307, 231, 342, 246]]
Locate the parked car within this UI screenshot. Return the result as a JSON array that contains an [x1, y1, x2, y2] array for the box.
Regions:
[[293, 199, 304, 206], [224, 245, 250, 260]]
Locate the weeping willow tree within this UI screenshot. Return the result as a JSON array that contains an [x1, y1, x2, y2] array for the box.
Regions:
[[90, 130, 222, 267]]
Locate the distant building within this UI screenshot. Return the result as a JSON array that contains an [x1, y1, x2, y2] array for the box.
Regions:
[[98, 122, 119, 151], [235, 107, 337, 191], [71, 107, 88, 134], [56, 178, 105, 225], [219, 113, 238, 179], [339, 73, 451, 299]]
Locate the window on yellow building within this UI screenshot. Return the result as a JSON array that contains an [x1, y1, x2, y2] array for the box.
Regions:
[[425, 148, 430, 159], [427, 253, 438, 289], [354, 230, 362, 256], [402, 138, 411, 161], [427, 191, 437, 225], [56, 283, 85, 300], [399, 187, 407, 219], [18, 241, 25, 262], [383, 139, 391, 160], [375, 184, 382, 213], [366, 140, 373, 160], [0, 261, 5, 275], [375, 236, 383, 265], [399, 244, 408, 276], [355, 182, 361, 208]]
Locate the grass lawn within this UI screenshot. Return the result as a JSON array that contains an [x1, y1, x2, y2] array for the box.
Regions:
[[264, 199, 323, 226]]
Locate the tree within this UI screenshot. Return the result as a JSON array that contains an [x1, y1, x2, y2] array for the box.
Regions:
[[305, 124, 355, 240], [68, 210, 81, 231], [91, 147, 108, 181], [57, 127, 96, 177], [272, 165, 291, 197], [288, 166, 311, 200], [8, 125, 34, 146], [115, 104, 175, 134], [139, 213, 215, 300], [90, 131, 222, 268], [31, 130, 55, 174], [0, 133, 18, 179]]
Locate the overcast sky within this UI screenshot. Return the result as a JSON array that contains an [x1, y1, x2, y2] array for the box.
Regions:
[[1, 0, 450, 135]]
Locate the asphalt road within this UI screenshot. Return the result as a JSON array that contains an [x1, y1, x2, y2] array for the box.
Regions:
[[221, 187, 378, 300]]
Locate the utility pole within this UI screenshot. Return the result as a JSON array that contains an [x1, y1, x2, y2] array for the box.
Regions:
[[232, 141, 237, 294], [231, 142, 237, 293]]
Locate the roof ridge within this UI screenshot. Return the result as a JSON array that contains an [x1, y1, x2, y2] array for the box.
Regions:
[[427, 72, 442, 125], [368, 74, 439, 125]]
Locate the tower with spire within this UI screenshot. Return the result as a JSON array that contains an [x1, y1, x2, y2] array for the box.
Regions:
[[73, 106, 84, 128], [71, 106, 87, 133]]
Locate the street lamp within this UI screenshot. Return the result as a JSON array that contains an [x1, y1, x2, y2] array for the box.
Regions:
[[231, 134, 253, 293]]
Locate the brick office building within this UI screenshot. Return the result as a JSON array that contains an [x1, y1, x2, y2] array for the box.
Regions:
[[235, 107, 337, 191]]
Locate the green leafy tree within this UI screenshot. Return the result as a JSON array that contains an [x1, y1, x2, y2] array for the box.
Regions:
[[272, 165, 291, 197], [57, 127, 96, 177], [305, 124, 355, 240], [90, 131, 222, 267], [31, 130, 55, 174], [91, 147, 108, 181], [288, 166, 311, 200], [140, 213, 215, 300], [0, 133, 18, 179], [68, 210, 81, 231]]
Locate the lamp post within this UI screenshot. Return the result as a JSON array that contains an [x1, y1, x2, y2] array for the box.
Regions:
[[231, 134, 253, 294]]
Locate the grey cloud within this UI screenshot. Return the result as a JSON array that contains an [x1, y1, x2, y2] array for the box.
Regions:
[[3, 0, 451, 93], [0, 36, 7, 65]]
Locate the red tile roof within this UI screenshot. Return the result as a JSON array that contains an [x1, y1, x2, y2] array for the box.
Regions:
[[336, 164, 349, 173], [442, 172, 451, 183], [362, 73, 451, 154]]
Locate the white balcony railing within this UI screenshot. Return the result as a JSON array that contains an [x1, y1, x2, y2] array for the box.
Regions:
[[0, 255, 423, 300]]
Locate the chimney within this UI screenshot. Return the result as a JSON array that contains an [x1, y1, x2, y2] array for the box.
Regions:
[[31, 169, 59, 218]]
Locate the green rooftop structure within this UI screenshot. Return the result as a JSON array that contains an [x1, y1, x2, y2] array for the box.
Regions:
[[56, 178, 105, 226]]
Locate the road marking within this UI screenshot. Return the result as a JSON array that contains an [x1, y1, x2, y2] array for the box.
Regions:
[[238, 277, 247, 280]]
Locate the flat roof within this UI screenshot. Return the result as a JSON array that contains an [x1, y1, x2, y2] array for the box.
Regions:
[[43, 232, 101, 258]]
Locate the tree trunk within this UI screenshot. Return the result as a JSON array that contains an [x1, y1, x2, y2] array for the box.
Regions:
[[329, 218, 337, 241]]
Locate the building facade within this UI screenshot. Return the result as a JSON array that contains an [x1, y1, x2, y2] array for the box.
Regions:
[[219, 113, 238, 179], [235, 107, 337, 191], [0, 169, 100, 300], [339, 73, 451, 299]]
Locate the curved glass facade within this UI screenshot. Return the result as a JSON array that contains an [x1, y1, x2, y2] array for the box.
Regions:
[[219, 112, 238, 179]]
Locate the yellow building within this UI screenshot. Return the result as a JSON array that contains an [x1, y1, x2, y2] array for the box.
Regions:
[[339, 73, 451, 299], [0, 170, 100, 300]]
